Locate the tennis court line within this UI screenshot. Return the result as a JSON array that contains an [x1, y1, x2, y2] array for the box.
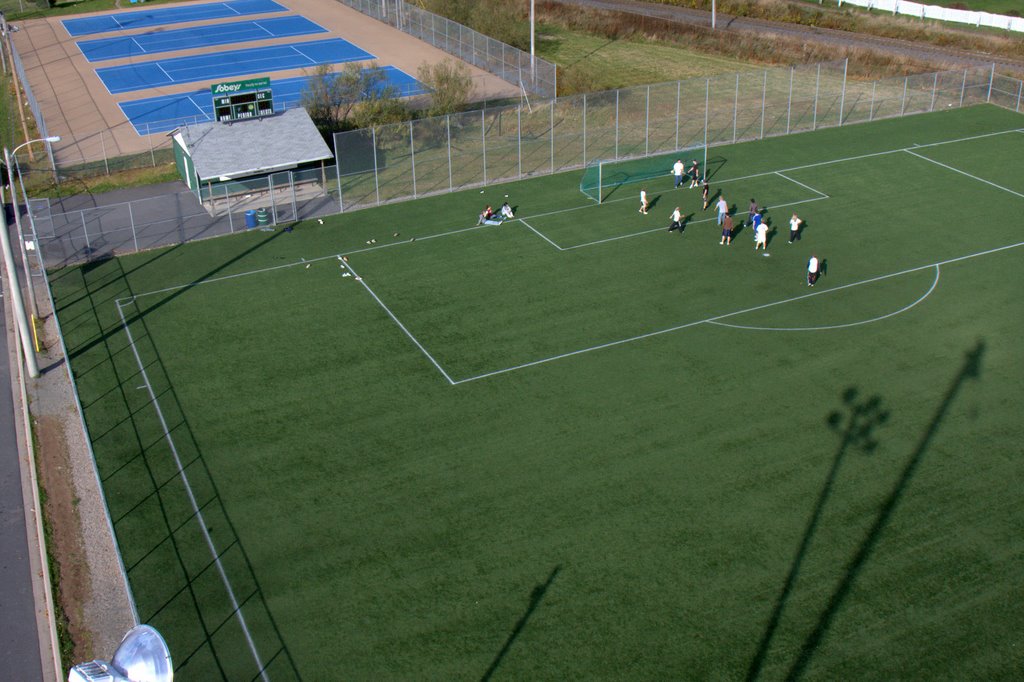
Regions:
[[342, 259, 457, 385], [708, 264, 941, 332], [449, 241, 1024, 384], [115, 299, 270, 680], [902, 149, 1024, 200]]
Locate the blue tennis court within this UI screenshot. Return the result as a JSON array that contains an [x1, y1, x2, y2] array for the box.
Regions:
[[97, 38, 374, 94], [118, 67, 426, 135], [78, 16, 327, 62], [63, 0, 286, 37]]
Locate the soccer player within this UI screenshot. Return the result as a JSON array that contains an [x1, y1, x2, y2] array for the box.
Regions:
[[716, 196, 728, 225], [639, 188, 649, 215], [689, 160, 700, 188], [807, 254, 820, 286], [667, 206, 684, 233], [755, 221, 768, 251], [751, 211, 763, 241], [673, 159, 686, 188], [747, 198, 759, 227], [701, 180, 710, 211], [788, 213, 803, 243], [720, 214, 733, 245]]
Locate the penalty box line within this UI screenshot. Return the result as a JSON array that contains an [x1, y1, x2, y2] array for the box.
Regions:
[[449, 240, 1024, 385], [115, 298, 271, 681]]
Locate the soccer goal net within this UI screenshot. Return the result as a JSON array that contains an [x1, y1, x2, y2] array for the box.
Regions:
[[579, 148, 705, 204]]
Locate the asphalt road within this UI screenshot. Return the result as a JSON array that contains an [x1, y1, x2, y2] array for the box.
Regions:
[[552, 0, 1024, 72], [0, 300, 44, 681]]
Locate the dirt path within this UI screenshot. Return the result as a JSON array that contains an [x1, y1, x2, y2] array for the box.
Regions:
[[550, 0, 1024, 73]]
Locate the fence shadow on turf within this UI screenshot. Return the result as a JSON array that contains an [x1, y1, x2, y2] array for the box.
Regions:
[[480, 565, 562, 681], [70, 251, 300, 680], [746, 340, 984, 681]]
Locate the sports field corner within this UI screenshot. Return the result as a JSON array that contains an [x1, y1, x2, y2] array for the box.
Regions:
[[49, 104, 1024, 679]]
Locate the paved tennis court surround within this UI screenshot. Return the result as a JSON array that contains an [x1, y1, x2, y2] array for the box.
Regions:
[[62, 0, 286, 36], [118, 67, 426, 134], [97, 37, 374, 94], [77, 16, 328, 62]]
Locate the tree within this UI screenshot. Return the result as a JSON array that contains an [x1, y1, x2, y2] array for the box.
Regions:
[[300, 61, 408, 135], [417, 58, 473, 118]]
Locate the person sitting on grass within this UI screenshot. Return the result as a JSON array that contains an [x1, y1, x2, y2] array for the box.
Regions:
[[500, 201, 515, 219], [478, 204, 503, 226]]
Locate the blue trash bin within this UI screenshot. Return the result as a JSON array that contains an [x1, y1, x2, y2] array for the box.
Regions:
[[244, 210, 257, 229]]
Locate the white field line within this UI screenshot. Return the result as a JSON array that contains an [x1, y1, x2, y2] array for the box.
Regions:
[[130, 36, 146, 55], [709, 265, 941, 331], [115, 300, 270, 681], [519, 219, 564, 251], [342, 260, 456, 384], [774, 171, 829, 199], [903, 149, 1024, 200], [450, 242, 1024, 384]]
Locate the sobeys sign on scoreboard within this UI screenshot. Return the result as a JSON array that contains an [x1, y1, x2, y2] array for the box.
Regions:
[[210, 77, 271, 96]]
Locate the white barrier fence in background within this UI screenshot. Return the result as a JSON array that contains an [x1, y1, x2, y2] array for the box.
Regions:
[[837, 0, 1024, 32]]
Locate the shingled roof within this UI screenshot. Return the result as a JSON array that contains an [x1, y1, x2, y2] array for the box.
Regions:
[[175, 108, 333, 182]]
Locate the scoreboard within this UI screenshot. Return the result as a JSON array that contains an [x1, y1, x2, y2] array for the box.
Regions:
[[212, 77, 274, 123]]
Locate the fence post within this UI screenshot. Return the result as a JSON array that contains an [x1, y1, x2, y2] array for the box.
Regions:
[[409, 120, 417, 198], [869, 81, 876, 121], [732, 73, 739, 143], [615, 89, 619, 159], [675, 80, 681, 150], [290, 170, 298, 220], [481, 109, 487, 185], [839, 58, 848, 125], [372, 127, 381, 205], [760, 70, 767, 139], [901, 76, 908, 116], [269, 174, 278, 224], [703, 78, 709, 171], [583, 93, 587, 165], [445, 115, 454, 190], [812, 63, 821, 130], [786, 67, 794, 134], [959, 68, 968, 107], [124, 202, 137, 252], [1017, 79, 1023, 112], [517, 106, 522, 178], [987, 63, 995, 102], [929, 71, 938, 111], [225, 186, 234, 233], [549, 99, 554, 174], [645, 85, 650, 156], [80, 210, 90, 251], [100, 131, 110, 176], [335, 134, 344, 213], [148, 124, 156, 167]]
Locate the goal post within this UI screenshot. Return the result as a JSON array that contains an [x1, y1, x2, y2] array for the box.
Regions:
[[579, 146, 706, 204]]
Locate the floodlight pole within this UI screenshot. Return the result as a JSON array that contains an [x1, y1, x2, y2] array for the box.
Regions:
[[530, 0, 535, 83], [7, 137, 60, 322], [712, 0, 716, 29], [0, 180, 37, 378]]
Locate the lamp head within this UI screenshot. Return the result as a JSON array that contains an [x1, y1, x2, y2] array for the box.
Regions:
[[45, 136, 60, 143]]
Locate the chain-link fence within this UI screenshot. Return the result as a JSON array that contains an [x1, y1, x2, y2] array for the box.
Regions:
[[334, 0, 557, 99], [332, 61, 999, 212], [29, 62, 1015, 270]]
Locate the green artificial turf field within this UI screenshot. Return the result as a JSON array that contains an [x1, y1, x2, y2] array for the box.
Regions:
[[50, 104, 1024, 680]]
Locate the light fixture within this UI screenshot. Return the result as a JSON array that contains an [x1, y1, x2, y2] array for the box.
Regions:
[[68, 625, 173, 682]]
